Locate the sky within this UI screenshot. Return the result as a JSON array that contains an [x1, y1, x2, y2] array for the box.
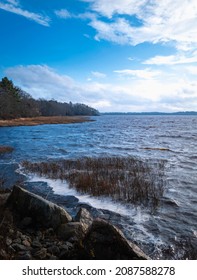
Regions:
[[0, 0, 197, 112]]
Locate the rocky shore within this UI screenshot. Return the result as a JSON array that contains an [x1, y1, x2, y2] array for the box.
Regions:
[[0, 186, 149, 260]]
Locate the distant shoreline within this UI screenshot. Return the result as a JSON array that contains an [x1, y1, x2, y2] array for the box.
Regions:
[[0, 116, 92, 127], [102, 111, 197, 116]]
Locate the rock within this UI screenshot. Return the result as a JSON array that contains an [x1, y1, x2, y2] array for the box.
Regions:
[[7, 185, 72, 229], [33, 248, 47, 259], [75, 208, 93, 233], [12, 243, 28, 251], [47, 245, 60, 255], [20, 217, 32, 228], [0, 249, 8, 259], [6, 237, 12, 246], [59, 242, 74, 259], [83, 219, 150, 260], [49, 255, 58, 260], [12, 238, 21, 244], [17, 251, 32, 260], [22, 240, 31, 247], [57, 222, 84, 241], [32, 240, 42, 248]]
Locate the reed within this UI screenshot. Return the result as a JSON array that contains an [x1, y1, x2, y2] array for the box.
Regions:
[[0, 146, 14, 154], [22, 156, 166, 209]]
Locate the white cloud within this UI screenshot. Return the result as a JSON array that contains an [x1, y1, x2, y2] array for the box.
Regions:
[[114, 68, 161, 79], [82, 0, 147, 18], [0, 1, 50, 26], [144, 52, 197, 65], [82, 0, 197, 52], [5, 64, 197, 112], [54, 9, 71, 19], [91, 71, 106, 78]]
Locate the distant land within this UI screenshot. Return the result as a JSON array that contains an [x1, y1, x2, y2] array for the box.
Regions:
[[102, 111, 197, 116]]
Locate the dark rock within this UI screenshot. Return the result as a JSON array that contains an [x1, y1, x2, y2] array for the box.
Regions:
[[12, 238, 21, 244], [33, 248, 47, 259], [83, 219, 150, 260], [57, 222, 84, 241], [49, 255, 58, 260], [6, 237, 12, 246], [12, 243, 28, 251], [75, 208, 93, 233], [7, 185, 72, 229], [47, 245, 60, 255], [20, 217, 32, 228], [32, 240, 42, 248], [17, 251, 32, 260], [0, 249, 8, 259], [22, 240, 31, 247]]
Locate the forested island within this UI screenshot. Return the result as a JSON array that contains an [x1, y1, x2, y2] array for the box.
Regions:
[[0, 77, 99, 120]]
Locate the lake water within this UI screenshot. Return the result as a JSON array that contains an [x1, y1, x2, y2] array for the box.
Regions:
[[0, 115, 197, 259]]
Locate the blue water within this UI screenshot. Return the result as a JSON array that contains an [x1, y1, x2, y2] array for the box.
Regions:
[[0, 115, 197, 259]]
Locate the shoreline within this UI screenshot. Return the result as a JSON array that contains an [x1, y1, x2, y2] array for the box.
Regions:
[[0, 186, 149, 260], [0, 116, 93, 127]]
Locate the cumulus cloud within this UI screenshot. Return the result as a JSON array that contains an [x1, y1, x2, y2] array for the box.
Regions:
[[81, 0, 197, 52], [0, 0, 50, 26], [5, 64, 197, 112]]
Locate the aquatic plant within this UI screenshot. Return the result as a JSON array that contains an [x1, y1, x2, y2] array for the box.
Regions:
[[22, 157, 166, 210], [0, 146, 14, 154]]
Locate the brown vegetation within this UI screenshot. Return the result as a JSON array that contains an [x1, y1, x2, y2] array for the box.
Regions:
[[0, 116, 92, 127], [22, 157, 166, 209], [0, 146, 14, 153]]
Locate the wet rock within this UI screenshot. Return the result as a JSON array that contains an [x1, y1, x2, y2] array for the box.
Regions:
[[58, 222, 84, 241], [83, 219, 150, 260], [7, 185, 72, 229], [75, 208, 93, 233]]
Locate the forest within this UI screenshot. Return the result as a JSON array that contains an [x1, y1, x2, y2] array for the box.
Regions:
[[0, 77, 99, 119]]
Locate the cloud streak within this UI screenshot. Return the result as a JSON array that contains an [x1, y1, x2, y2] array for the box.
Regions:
[[0, 0, 50, 26]]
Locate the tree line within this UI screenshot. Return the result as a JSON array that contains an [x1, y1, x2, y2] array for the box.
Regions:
[[0, 77, 99, 119]]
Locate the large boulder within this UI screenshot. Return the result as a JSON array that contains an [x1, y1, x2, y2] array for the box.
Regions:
[[57, 222, 84, 241], [7, 185, 72, 229], [83, 218, 150, 260]]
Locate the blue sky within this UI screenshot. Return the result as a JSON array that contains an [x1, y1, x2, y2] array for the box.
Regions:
[[0, 0, 197, 112]]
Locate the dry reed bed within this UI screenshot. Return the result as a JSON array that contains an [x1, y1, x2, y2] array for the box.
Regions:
[[22, 157, 166, 209], [0, 116, 91, 127]]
